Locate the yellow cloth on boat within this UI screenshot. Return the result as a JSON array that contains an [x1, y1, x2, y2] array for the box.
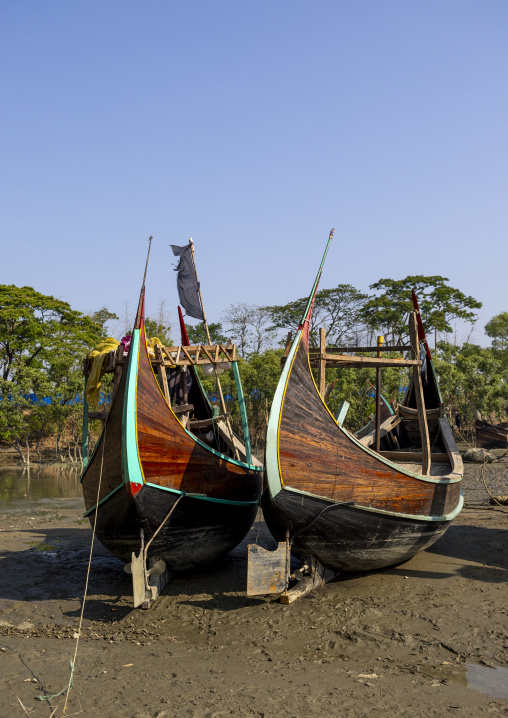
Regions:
[[85, 337, 120, 406], [147, 336, 162, 358]]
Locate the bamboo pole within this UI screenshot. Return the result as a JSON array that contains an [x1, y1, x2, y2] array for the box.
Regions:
[[134, 235, 153, 329], [374, 335, 384, 452], [188, 238, 240, 460], [409, 312, 431, 475], [318, 327, 326, 398]]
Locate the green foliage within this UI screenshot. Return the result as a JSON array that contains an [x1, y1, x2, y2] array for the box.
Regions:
[[89, 307, 119, 337], [361, 276, 482, 343], [237, 349, 284, 453], [433, 341, 508, 425], [0, 284, 105, 462], [323, 354, 410, 432], [485, 312, 508, 353], [265, 284, 369, 347], [144, 317, 172, 345], [186, 322, 227, 345], [0, 284, 101, 382]]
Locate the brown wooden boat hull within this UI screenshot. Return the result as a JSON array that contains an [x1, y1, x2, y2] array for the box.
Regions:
[[277, 340, 460, 517], [475, 420, 508, 450], [82, 323, 262, 571], [87, 484, 258, 571], [262, 488, 450, 572]]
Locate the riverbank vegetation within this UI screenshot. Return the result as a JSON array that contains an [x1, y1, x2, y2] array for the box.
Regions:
[[1, 278, 506, 463]]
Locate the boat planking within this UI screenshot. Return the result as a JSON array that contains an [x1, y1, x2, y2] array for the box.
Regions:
[[81, 274, 262, 607], [249, 230, 463, 601], [475, 419, 508, 450]]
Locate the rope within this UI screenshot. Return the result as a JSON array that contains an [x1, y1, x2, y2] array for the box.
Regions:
[[36, 662, 74, 701], [481, 460, 508, 515], [36, 423, 108, 714]]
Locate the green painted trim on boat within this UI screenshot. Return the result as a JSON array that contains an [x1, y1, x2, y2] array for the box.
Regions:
[[80, 415, 104, 482], [336, 400, 350, 427], [83, 483, 124, 517], [284, 485, 464, 522], [265, 328, 304, 498], [145, 482, 259, 506], [340, 423, 461, 484], [232, 360, 252, 465], [122, 329, 144, 486], [178, 423, 262, 471], [147, 339, 260, 473], [299, 232, 334, 325], [266, 328, 460, 503]]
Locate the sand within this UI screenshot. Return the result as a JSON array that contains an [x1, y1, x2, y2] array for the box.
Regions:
[[0, 455, 507, 717]]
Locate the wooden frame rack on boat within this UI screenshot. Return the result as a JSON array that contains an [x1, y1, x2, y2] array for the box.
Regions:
[[83, 341, 238, 376], [83, 340, 243, 452], [281, 313, 434, 475]]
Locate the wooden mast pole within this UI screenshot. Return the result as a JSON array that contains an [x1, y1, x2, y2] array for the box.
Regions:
[[318, 327, 326, 398], [374, 335, 384, 452], [188, 238, 240, 460], [409, 312, 431, 475], [134, 235, 153, 329]]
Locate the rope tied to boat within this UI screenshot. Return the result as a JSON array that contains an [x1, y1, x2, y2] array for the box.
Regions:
[[36, 422, 108, 714], [35, 661, 74, 701], [480, 458, 508, 515]]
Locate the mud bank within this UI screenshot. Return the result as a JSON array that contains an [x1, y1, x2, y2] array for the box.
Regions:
[[0, 458, 507, 717]]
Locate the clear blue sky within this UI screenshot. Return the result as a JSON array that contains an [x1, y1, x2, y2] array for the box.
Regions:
[[1, 1, 506, 343]]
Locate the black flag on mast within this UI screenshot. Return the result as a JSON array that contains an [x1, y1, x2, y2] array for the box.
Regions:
[[170, 244, 204, 320]]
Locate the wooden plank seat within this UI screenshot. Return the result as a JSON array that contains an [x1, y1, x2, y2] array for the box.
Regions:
[[172, 403, 194, 416], [189, 414, 224, 429]]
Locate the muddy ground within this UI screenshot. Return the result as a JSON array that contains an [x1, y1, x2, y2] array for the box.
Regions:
[[0, 455, 507, 718]]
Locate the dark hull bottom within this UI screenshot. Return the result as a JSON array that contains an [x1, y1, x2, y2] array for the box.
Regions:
[[262, 488, 450, 573], [88, 484, 258, 572]]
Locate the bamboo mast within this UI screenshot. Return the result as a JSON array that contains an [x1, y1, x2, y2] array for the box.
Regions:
[[374, 335, 384, 452], [188, 238, 240, 460], [134, 235, 153, 329]]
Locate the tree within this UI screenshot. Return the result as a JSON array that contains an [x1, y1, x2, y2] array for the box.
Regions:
[[265, 284, 369, 347], [222, 303, 275, 356], [88, 307, 119, 337], [433, 341, 507, 426], [237, 349, 285, 453], [144, 299, 173, 345], [0, 285, 101, 382], [361, 276, 482, 344], [0, 285, 104, 462], [186, 322, 227, 345], [485, 312, 508, 353]]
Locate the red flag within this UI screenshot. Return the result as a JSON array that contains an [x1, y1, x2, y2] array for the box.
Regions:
[[178, 305, 190, 346]]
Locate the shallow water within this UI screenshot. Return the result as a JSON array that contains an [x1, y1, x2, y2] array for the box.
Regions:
[[466, 664, 508, 699], [420, 662, 508, 699], [0, 465, 85, 514]]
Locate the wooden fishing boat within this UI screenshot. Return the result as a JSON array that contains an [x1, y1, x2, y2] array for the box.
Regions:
[[248, 231, 463, 602], [475, 419, 508, 450], [81, 256, 262, 607]]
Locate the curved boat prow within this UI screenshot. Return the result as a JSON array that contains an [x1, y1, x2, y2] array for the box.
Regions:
[[252, 233, 463, 603]]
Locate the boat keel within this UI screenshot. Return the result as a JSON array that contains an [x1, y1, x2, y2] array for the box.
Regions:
[[124, 530, 171, 609]]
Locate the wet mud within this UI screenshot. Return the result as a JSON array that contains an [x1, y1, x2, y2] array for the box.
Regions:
[[0, 456, 507, 717]]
